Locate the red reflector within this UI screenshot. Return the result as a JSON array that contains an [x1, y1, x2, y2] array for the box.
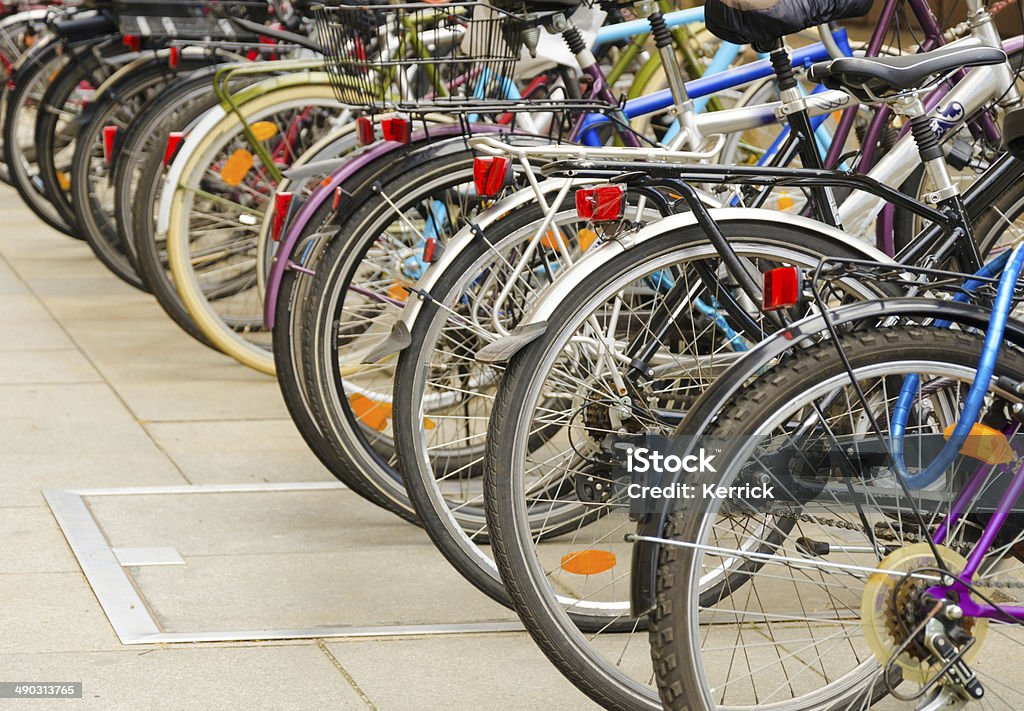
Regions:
[[355, 116, 374, 146], [272, 192, 294, 242], [122, 34, 141, 52], [163, 132, 184, 166], [101, 125, 118, 164], [762, 266, 802, 311], [381, 117, 410, 144], [575, 185, 626, 222], [332, 186, 342, 211], [169, 46, 180, 69], [473, 156, 511, 198], [423, 237, 437, 263]]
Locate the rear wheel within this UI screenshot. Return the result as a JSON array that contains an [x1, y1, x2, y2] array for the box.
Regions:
[[483, 222, 887, 710]]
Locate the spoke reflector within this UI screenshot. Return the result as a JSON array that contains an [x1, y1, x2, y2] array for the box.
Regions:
[[540, 230, 566, 250], [251, 121, 278, 141], [388, 283, 410, 302], [219, 149, 254, 187], [578, 228, 598, 251], [349, 393, 392, 431], [943, 422, 1013, 465], [560, 550, 617, 575]]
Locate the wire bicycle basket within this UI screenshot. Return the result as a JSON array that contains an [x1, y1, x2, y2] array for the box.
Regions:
[[314, 0, 532, 112], [112, 0, 270, 39]]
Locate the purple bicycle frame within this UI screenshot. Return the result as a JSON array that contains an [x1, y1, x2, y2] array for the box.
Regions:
[[922, 426, 1024, 622]]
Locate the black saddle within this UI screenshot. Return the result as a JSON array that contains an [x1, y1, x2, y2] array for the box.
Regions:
[[807, 45, 1007, 100], [705, 0, 872, 46]]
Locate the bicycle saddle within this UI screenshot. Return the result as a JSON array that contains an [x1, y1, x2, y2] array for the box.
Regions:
[[705, 0, 871, 46], [807, 45, 1007, 100]]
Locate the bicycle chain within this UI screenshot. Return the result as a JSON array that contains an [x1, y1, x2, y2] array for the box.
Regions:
[[773, 508, 1024, 589]]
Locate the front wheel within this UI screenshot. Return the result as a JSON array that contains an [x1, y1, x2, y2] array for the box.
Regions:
[[651, 328, 1024, 710]]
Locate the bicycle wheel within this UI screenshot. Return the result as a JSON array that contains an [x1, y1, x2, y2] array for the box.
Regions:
[[3, 38, 72, 234], [34, 37, 128, 235], [0, 12, 46, 185], [299, 137, 536, 519], [271, 136, 448, 510], [392, 194, 624, 602], [483, 220, 887, 710], [71, 55, 215, 289], [165, 82, 341, 372], [126, 70, 255, 346], [651, 327, 1024, 710]]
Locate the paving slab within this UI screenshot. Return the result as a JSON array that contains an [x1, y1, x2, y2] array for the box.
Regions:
[[0, 645, 369, 710], [0, 348, 101, 385], [143, 419, 333, 483], [0, 295, 76, 350], [86, 489, 406, 555], [0, 383, 185, 505], [327, 634, 601, 710], [0, 507, 80, 573], [131, 547, 517, 633], [0, 573, 127, 654]]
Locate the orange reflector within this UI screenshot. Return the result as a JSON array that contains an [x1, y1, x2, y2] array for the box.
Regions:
[[943, 423, 1014, 465], [56, 171, 70, 191], [219, 148, 254, 187], [423, 417, 435, 430], [540, 230, 566, 250], [348, 393, 392, 432], [560, 550, 617, 575], [578, 228, 598, 252], [388, 283, 410, 302], [250, 121, 278, 141], [777, 191, 794, 211]]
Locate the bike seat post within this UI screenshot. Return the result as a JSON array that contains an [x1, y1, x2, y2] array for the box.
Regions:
[[892, 92, 982, 269], [762, 39, 841, 225], [898, 95, 959, 204], [635, 0, 700, 148]]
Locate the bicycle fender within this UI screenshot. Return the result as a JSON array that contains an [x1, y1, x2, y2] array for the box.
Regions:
[[263, 124, 506, 328], [155, 103, 228, 235], [360, 178, 599, 364], [475, 209, 892, 364]]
